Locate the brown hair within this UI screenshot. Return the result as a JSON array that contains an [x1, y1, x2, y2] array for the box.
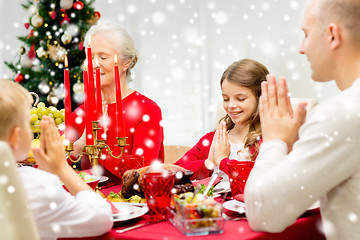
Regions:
[[0, 79, 31, 140], [220, 59, 269, 160]]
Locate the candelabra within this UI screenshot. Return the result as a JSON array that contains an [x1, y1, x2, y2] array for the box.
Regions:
[[65, 120, 127, 192], [66, 121, 127, 162]]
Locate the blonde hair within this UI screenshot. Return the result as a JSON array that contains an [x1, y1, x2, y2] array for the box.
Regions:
[[220, 59, 269, 160], [0, 79, 31, 140], [84, 23, 138, 79]]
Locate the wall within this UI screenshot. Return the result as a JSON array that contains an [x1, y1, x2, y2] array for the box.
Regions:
[[0, 0, 340, 146]]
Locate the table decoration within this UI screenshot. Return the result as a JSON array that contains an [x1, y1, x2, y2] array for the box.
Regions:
[[94, 57, 103, 139], [63, 56, 72, 141], [86, 38, 97, 128], [169, 192, 225, 236], [114, 55, 126, 147], [227, 161, 254, 196], [143, 171, 175, 222]]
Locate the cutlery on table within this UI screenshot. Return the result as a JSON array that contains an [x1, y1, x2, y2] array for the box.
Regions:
[[202, 166, 220, 197], [116, 222, 151, 233]]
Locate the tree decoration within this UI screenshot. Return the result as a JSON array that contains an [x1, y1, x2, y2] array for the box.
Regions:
[[31, 14, 44, 27], [61, 33, 72, 44], [60, 0, 74, 10], [73, 81, 84, 93], [47, 45, 67, 62], [73, 1, 84, 10], [19, 46, 26, 55], [5, 0, 100, 108], [28, 43, 36, 59], [15, 73, 24, 83], [36, 47, 46, 58]]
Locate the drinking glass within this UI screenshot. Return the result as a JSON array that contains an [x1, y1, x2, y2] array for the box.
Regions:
[[226, 161, 254, 197], [143, 171, 175, 222]]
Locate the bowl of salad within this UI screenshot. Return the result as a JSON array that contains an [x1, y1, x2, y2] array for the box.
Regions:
[[169, 189, 224, 236], [63, 171, 100, 192]]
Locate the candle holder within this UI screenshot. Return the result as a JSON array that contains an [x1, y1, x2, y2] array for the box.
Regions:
[[65, 120, 129, 173]]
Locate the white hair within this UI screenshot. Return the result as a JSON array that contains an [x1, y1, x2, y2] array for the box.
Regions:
[[84, 23, 138, 78]]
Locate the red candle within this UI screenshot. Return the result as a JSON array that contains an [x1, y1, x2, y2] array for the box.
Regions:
[[64, 56, 72, 141], [114, 55, 126, 138], [83, 62, 94, 145], [86, 38, 96, 125], [95, 58, 103, 140]]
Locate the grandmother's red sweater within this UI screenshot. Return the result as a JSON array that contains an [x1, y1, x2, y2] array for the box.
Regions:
[[72, 91, 164, 183]]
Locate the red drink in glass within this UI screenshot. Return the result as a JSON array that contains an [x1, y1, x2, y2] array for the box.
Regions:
[[143, 172, 175, 222], [227, 161, 254, 197]]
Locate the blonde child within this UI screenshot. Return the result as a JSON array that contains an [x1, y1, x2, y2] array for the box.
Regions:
[[0, 79, 113, 240]]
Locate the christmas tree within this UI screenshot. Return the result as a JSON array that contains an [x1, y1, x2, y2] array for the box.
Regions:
[[5, 0, 100, 109]]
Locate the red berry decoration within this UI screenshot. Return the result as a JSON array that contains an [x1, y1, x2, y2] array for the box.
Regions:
[[94, 11, 101, 20], [73, 1, 84, 10], [78, 42, 84, 51], [51, 11, 56, 20], [15, 73, 24, 83]]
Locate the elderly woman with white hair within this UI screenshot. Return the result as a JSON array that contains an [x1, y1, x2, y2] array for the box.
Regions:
[[72, 23, 164, 184]]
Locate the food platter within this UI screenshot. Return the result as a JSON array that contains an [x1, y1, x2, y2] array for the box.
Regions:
[[112, 202, 148, 222], [222, 200, 246, 214]]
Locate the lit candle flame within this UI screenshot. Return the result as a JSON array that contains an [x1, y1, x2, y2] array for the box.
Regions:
[[64, 56, 68, 68], [83, 60, 88, 70], [114, 55, 118, 65], [95, 57, 99, 68], [88, 36, 91, 47]]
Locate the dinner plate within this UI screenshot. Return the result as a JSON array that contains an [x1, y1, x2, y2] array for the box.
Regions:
[[223, 200, 246, 214], [223, 200, 320, 215], [99, 176, 109, 183], [112, 201, 148, 207], [112, 202, 148, 222]]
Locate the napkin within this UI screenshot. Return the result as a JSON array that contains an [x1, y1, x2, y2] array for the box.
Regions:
[[193, 176, 222, 188], [106, 200, 119, 214], [233, 194, 244, 202]]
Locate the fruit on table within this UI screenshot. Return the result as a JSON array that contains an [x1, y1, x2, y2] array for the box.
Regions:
[[27, 139, 41, 163], [30, 102, 65, 133]]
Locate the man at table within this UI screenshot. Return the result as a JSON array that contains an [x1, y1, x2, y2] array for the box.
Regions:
[[245, 0, 360, 239]]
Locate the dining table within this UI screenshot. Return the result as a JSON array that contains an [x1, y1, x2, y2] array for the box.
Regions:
[[59, 183, 325, 240]]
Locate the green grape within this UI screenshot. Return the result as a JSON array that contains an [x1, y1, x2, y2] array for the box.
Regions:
[[59, 110, 65, 122], [38, 108, 48, 119], [37, 102, 46, 109], [30, 107, 38, 115], [47, 113, 54, 120], [48, 106, 57, 114], [55, 117, 63, 125], [30, 113, 38, 123], [53, 109, 61, 118]]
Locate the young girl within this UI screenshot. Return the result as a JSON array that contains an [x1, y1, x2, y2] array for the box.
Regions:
[[175, 59, 268, 180]]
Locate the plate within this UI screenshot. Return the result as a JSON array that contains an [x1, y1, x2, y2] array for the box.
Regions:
[[223, 200, 246, 214], [99, 176, 109, 183], [112, 201, 148, 207], [222, 200, 320, 214], [112, 202, 148, 222]]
